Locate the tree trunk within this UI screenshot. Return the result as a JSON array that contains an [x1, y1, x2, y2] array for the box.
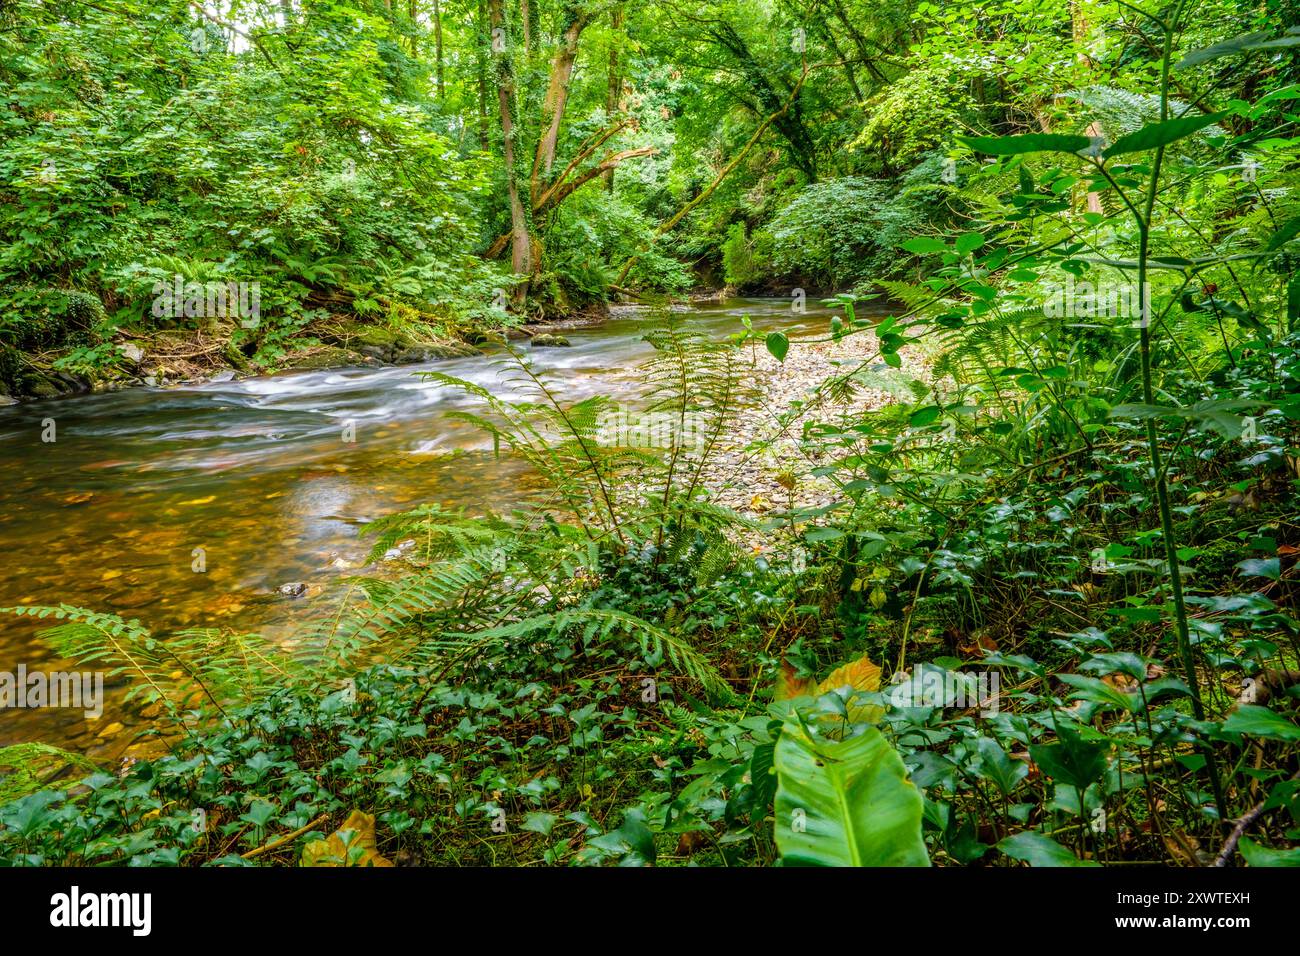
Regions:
[[489, 0, 532, 303], [1073, 0, 1104, 214], [530, 5, 591, 205], [603, 5, 624, 189], [433, 0, 445, 99], [477, 0, 490, 144]]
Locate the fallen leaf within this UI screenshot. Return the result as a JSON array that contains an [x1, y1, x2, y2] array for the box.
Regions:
[[300, 810, 393, 867]]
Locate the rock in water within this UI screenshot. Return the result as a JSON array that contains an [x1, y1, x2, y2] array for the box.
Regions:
[[530, 333, 572, 347]]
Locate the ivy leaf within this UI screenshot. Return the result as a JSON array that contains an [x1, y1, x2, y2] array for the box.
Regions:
[[976, 737, 1029, 797], [1236, 557, 1281, 580], [1029, 727, 1108, 790]]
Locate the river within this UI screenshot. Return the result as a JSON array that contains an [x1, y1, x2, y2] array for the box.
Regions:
[[0, 297, 842, 757]]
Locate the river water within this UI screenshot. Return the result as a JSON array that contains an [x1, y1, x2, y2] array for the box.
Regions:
[[0, 297, 838, 756]]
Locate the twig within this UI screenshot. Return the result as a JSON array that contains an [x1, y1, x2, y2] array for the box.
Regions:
[[240, 813, 331, 861], [1213, 770, 1300, 867]]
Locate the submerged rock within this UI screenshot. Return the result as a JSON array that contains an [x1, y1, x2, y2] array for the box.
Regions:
[[393, 341, 481, 363], [530, 333, 572, 348], [282, 346, 376, 370]]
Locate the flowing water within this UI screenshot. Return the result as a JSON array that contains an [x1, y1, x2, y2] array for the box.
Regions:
[[0, 297, 842, 757]]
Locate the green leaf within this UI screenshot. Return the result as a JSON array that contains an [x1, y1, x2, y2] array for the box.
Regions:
[[1289, 274, 1300, 330], [998, 830, 1099, 867], [1222, 705, 1300, 742], [773, 716, 929, 867], [522, 812, 557, 835], [1236, 557, 1281, 580], [955, 232, 985, 255], [901, 237, 947, 255], [1176, 32, 1300, 71], [976, 737, 1029, 797], [765, 331, 789, 362], [1240, 837, 1300, 867], [1103, 112, 1228, 158], [959, 133, 1094, 156], [909, 405, 942, 427], [1265, 215, 1300, 253], [1029, 726, 1108, 790]]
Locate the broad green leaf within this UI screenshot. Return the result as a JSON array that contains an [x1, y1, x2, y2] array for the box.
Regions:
[[1240, 837, 1300, 866], [959, 133, 1093, 156], [909, 405, 942, 427], [1176, 32, 1300, 71], [774, 716, 929, 867], [522, 812, 557, 835], [901, 237, 947, 254], [1236, 557, 1281, 580], [1265, 215, 1300, 252], [1222, 705, 1300, 742], [1103, 112, 1228, 158], [998, 830, 1100, 867], [976, 737, 1028, 797], [1029, 726, 1108, 790], [765, 331, 789, 362]]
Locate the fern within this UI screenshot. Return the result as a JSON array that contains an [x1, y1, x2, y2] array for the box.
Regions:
[[473, 608, 735, 701]]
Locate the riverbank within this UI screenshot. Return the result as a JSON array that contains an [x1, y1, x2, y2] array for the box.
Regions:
[[0, 304, 613, 405]]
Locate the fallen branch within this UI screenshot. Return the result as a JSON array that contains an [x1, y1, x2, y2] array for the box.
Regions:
[[240, 813, 331, 861], [1213, 769, 1300, 867]]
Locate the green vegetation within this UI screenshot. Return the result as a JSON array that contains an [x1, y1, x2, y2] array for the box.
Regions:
[[2, 0, 1299, 869]]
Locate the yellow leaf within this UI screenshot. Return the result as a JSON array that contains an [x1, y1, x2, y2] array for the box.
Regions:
[[775, 660, 818, 700], [816, 654, 882, 697], [300, 810, 393, 867], [180, 495, 216, 506], [816, 654, 884, 724]]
